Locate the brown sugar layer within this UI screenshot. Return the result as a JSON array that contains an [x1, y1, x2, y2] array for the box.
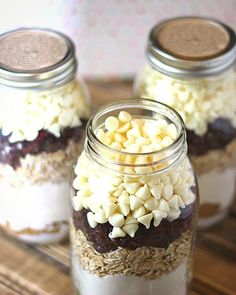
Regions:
[[71, 225, 192, 279], [1, 220, 68, 236], [0, 122, 86, 169], [73, 200, 196, 254], [187, 118, 236, 156], [190, 138, 236, 175]]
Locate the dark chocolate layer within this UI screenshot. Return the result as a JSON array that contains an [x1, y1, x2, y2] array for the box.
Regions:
[[187, 118, 236, 156], [0, 123, 85, 169], [73, 202, 196, 254]]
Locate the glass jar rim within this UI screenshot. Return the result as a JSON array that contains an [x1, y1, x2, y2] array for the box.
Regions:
[[85, 98, 187, 176]]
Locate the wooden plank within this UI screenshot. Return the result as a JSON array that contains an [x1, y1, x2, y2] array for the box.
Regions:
[[35, 241, 70, 271], [0, 236, 72, 295], [0, 282, 23, 295], [199, 216, 236, 259], [194, 244, 236, 295]]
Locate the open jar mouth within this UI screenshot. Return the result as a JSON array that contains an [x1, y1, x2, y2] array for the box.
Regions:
[[85, 99, 187, 176]]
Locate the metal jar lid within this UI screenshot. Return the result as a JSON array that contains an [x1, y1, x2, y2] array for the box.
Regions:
[[146, 17, 236, 78], [0, 28, 77, 89]]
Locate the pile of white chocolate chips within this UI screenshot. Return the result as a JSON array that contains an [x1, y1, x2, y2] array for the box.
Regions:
[[137, 65, 236, 135], [0, 80, 90, 143], [72, 111, 195, 239]]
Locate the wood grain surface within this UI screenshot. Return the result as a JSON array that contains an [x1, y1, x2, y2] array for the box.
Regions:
[[0, 80, 235, 295]]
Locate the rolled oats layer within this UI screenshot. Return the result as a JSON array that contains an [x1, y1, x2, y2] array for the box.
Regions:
[[0, 140, 82, 186], [71, 225, 192, 280], [190, 138, 236, 175]]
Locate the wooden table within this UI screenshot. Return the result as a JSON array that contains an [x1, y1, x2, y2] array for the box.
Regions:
[[0, 81, 236, 295]]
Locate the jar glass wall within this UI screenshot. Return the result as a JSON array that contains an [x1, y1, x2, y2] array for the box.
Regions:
[[71, 99, 198, 295], [0, 29, 90, 244], [134, 17, 236, 228]]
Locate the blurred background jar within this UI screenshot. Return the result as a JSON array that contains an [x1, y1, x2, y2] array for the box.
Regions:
[[134, 17, 236, 228], [0, 28, 90, 244], [71, 99, 198, 295]]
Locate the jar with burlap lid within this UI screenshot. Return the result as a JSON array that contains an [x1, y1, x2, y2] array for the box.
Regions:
[[0, 28, 90, 244], [134, 17, 236, 228]]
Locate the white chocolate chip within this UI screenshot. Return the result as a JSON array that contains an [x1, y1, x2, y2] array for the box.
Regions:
[[117, 204, 130, 216], [158, 199, 170, 213], [162, 184, 173, 200], [178, 195, 186, 208], [72, 196, 83, 211], [150, 184, 163, 199], [122, 223, 139, 237], [87, 212, 98, 228], [132, 206, 146, 219], [73, 177, 81, 190], [135, 185, 151, 200], [109, 213, 125, 228], [110, 177, 122, 186], [183, 191, 196, 205], [167, 209, 181, 222], [130, 195, 144, 210], [81, 197, 90, 209], [143, 121, 160, 138], [59, 109, 74, 127], [168, 195, 179, 210], [117, 122, 131, 133], [88, 198, 101, 213], [118, 111, 132, 123], [113, 186, 124, 197], [123, 137, 136, 147], [103, 203, 117, 218], [138, 213, 153, 229], [94, 208, 107, 224], [109, 227, 126, 239], [114, 132, 126, 143], [170, 172, 179, 185], [147, 178, 159, 188], [153, 210, 167, 227], [105, 116, 119, 131], [127, 126, 141, 138], [144, 198, 158, 211], [111, 141, 123, 150], [125, 215, 138, 225], [123, 182, 139, 194], [118, 191, 130, 205], [167, 123, 178, 139]]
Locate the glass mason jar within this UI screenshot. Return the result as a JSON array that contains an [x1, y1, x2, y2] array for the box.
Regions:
[[0, 28, 90, 244], [134, 17, 236, 228], [71, 99, 198, 295]]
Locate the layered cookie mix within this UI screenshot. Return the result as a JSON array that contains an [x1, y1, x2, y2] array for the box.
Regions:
[[0, 28, 90, 244], [0, 79, 90, 243], [71, 108, 197, 295], [135, 17, 236, 228]]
